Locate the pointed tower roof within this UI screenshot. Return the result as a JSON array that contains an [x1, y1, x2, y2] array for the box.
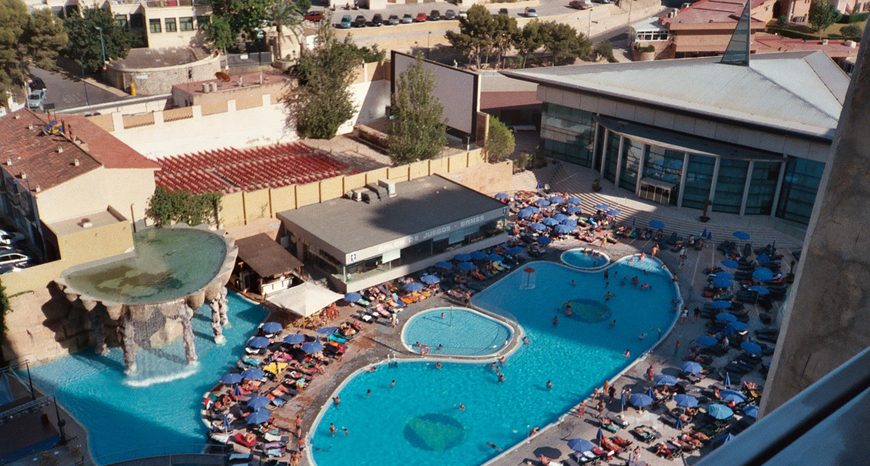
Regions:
[[721, 0, 752, 65]]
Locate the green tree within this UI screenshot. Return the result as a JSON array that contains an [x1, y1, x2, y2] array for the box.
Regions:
[[445, 4, 494, 69], [514, 20, 543, 68], [204, 16, 234, 51], [266, 0, 303, 60], [62, 7, 133, 73], [840, 24, 861, 37], [483, 116, 515, 163], [286, 24, 361, 139], [492, 14, 519, 69], [808, 0, 842, 33], [592, 40, 617, 63], [388, 54, 446, 164], [209, 0, 272, 45], [294, 0, 311, 13], [146, 187, 223, 227], [539, 21, 590, 66], [24, 8, 68, 70]]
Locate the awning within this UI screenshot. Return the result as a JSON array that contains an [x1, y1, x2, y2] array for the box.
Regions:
[[236, 233, 303, 278], [266, 281, 343, 318], [640, 177, 677, 190]]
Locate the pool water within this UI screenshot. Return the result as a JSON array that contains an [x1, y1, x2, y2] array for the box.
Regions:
[[28, 293, 267, 463], [402, 308, 512, 357], [561, 248, 611, 270], [311, 259, 678, 466]]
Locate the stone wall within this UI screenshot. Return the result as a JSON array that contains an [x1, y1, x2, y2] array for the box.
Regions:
[[106, 52, 222, 96]]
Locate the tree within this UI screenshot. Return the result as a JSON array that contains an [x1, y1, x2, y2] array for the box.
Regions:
[[266, 0, 303, 61], [445, 4, 494, 69], [286, 24, 361, 139], [209, 0, 272, 45], [491, 14, 519, 69], [24, 9, 68, 70], [388, 54, 446, 165], [146, 187, 223, 227], [514, 20, 543, 68], [539, 21, 590, 66], [62, 7, 132, 73], [592, 40, 617, 63], [840, 24, 861, 37], [483, 116, 515, 163], [808, 0, 842, 33], [294, 0, 311, 13], [204, 16, 234, 51]]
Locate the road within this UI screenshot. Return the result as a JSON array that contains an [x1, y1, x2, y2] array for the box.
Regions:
[[29, 67, 128, 112]]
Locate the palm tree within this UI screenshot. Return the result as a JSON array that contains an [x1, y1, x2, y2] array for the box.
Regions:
[[266, 0, 303, 62]]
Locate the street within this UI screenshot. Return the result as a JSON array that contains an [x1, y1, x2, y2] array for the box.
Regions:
[[29, 67, 128, 112]]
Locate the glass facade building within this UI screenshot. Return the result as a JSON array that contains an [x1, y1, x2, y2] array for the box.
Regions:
[[538, 103, 825, 225]]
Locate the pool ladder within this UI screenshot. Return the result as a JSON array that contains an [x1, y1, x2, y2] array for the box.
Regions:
[[387, 353, 398, 368]]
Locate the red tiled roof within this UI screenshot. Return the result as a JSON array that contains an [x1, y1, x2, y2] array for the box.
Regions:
[[155, 142, 355, 194], [61, 115, 160, 170], [0, 109, 102, 192], [661, 0, 772, 26]]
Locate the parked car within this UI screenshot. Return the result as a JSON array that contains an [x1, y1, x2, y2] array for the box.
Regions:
[[525, 7, 538, 17], [459, 10, 468, 19], [372, 13, 384, 26], [569, 0, 594, 9], [388, 14, 400, 25], [0, 251, 31, 268], [27, 89, 46, 109], [444, 9, 456, 20], [429, 10, 441, 21], [0, 231, 25, 246], [28, 75, 46, 91], [338, 15, 352, 28], [594, 0, 611, 3], [414, 11, 427, 22], [498, 8, 509, 15], [401, 13, 414, 23], [303, 10, 323, 22]]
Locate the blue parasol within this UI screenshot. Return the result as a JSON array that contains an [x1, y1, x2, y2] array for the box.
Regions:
[[729, 321, 748, 332], [404, 282, 424, 292], [457, 262, 476, 271], [708, 404, 734, 420], [733, 231, 750, 241], [434, 261, 453, 270], [649, 220, 665, 230], [494, 193, 509, 200], [757, 253, 770, 264], [518, 207, 537, 219], [554, 224, 574, 234], [507, 247, 526, 255], [535, 199, 551, 207], [629, 393, 653, 408], [566, 197, 582, 205], [596, 428, 605, 444], [741, 341, 762, 354], [715, 272, 734, 280], [283, 333, 305, 344], [344, 292, 362, 303], [674, 394, 699, 408], [537, 236, 552, 245], [712, 277, 733, 288], [542, 217, 559, 226], [567, 438, 595, 453], [707, 231, 713, 240], [711, 300, 731, 309], [721, 259, 739, 268], [721, 390, 746, 403], [470, 251, 487, 260], [716, 313, 737, 322], [743, 406, 759, 419], [247, 395, 271, 409], [301, 338, 323, 354], [748, 285, 770, 295], [454, 253, 472, 262], [220, 373, 243, 385], [316, 326, 338, 335], [681, 361, 703, 374], [654, 374, 678, 386], [261, 322, 283, 334], [697, 335, 718, 346], [241, 368, 264, 380], [552, 213, 568, 222], [725, 372, 732, 387], [232, 385, 242, 397], [674, 416, 684, 430], [549, 196, 564, 204], [702, 227, 707, 237], [594, 204, 610, 210], [246, 408, 272, 425], [718, 433, 736, 445], [530, 223, 547, 231], [486, 254, 504, 262], [565, 206, 582, 214], [561, 219, 578, 228], [247, 336, 270, 349], [606, 209, 621, 216], [420, 274, 440, 285], [752, 268, 774, 281]]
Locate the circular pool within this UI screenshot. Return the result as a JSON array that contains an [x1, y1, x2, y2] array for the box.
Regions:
[[561, 248, 611, 270], [402, 308, 512, 357]]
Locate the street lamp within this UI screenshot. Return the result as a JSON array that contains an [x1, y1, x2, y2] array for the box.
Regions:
[[95, 26, 107, 69], [427, 31, 431, 59]]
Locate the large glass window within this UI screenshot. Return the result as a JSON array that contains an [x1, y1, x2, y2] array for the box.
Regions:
[[776, 157, 825, 225], [197, 15, 210, 29], [130, 14, 145, 28], [115, 15, 128, 29], [165, 18, 177, 32], [644, 145, 683, 184], [619, 139, 642, 191], [539, 103, 596, 167], [149, 19, 162, 33], [180, 17, 194, 31], [682, 154, 716, 209], [713, 159, 749, 214], [745, 161, 781, 215], [602, 132, 620, 183]]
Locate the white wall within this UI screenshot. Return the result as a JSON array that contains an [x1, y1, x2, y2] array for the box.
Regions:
[[35, 166, 154, 224], [338, 78, 390, 135]]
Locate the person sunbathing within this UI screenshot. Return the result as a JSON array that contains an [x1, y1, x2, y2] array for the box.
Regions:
[[655, 443, 673, 457]]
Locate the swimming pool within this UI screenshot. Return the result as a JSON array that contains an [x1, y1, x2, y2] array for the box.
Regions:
[[28, 293, 267, 464], [402, 308, 513, 357], [310, 258, 678, 466], [561, 248, 611, 270]]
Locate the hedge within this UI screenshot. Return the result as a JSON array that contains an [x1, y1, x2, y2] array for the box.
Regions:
[[840, 12, 868, 23]]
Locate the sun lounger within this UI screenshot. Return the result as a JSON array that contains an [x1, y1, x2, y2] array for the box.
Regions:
[[233, 433, 257, 448], [607, 412, 629, 427], [228, 453, 252, 464]]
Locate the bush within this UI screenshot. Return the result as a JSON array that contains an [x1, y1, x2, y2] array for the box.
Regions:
[[840, 12, 869, 23], [634, 43, 655, 53], [840, 24, 862, 37], [593, 40, 617, 63], [777, 15, 788, 27]]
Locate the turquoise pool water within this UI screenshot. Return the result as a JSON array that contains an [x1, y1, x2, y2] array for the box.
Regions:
[[561, 248, 611, 270], [402, 308, 512, 357], [311, 259, 678, 466], [28, 293, 267, 463]]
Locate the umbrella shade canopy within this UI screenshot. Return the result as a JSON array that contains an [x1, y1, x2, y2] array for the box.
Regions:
[[420, 275, 440, 285], [721, 390, 746, 403], [654, 374, 678, 386], [457, 262, 477, 271], [733, 231, 750, 240], [712, 277, 733, 288], [344, 292, 362, 303], [725, 372, 732, 387], [404, 282, 424, 292], [454, 253, 472, 262], [711, 300, 732, 309], [470, 251, 487, 260], [741, 341, 762, 354], [757, 253, 770, 264], [681, 361, 703, 374], [241, 368, 264, 380], [716, 272, 734, 280], [246, 408, 272, 425], [752, 268, 774, 281], [708, 404, 734, 420], [674, 394, 699, 408], [721, 259, 739, 268], [247, 395, 271, 409], [674, 417, 684, 430], [494, 193, 509, 200], [697, 335, 718, 346], [434, 261, 454, 270], [535, 199, 551, 207], [301, 339, 323, 354], [537, 236, 552, 245], [247, 336, 270, 349], [743, 406, 759, 418], [594, 204, 610, 210], [507, 247, 526, 255], [316, 326, 338, 335], [630, 393, 653, 408], [748, 286, 770, 295], [565, 206, 582, 214], [716, 313, 737, 322], [549, 196, 564, 204], [566, 197, 582, 205], [542, 217, 559, 226], [649, 220, 665, 230], [283, 334, 306, 344], [261, 322, 283, 334], [554, 224, 574, 235], [718, 433, 736, 445], [518, 207, 537, 219], [486, 254, 504, 262], [220, 373, 243, 385], [552, 214, 568, 222], [561, 219, 578, 228], [530, 223, 547, 231], [567, 438, 595, 453], [729, 321, 748, 332], [606, 209, 621, 216]]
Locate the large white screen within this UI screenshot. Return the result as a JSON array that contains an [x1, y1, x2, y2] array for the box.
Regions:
[[392, 52, 479, 136]]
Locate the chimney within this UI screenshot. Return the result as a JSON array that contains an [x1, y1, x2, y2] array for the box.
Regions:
[[20, 171, 26, 180], [5, 158, 11, 166], [27, 123, 33, 130], [74, 158, 80, 166], [57, 145, 64, 154], [35, 185, 41, 193]]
